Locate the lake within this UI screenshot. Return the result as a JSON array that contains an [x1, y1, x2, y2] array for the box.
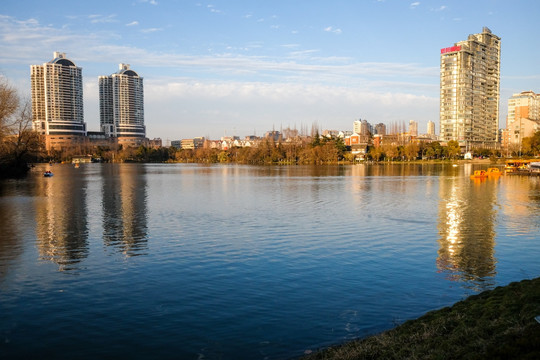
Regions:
[[1, 163, 539, 359]]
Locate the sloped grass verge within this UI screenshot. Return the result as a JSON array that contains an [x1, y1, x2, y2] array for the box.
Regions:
[[303, 277, 540, 359]]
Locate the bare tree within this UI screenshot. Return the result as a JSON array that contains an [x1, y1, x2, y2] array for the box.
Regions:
[[1, 78, 45, 177], [0, 77, 19, 138]]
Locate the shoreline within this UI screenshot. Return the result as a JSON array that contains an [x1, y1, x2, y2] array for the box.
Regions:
[[302, 277, 540, 359]]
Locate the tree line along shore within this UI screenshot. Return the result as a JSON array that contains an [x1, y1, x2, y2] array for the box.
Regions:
[[2, 76, 540, 178], [4, 131, 540, 177]]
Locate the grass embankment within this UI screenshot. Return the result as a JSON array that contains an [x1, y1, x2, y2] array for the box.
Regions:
[[304, 277, 540, 359]]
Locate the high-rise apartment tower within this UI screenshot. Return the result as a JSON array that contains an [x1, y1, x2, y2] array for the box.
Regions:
[[31, 52, 86, 138], [99, 64, 145, 139], [440, 27, 501, 148]]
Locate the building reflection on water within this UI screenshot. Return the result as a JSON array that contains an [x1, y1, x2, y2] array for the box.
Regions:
[[34, 168, 89, 271], [101, 164, 148, 256], [0, 189, 24, 280], [32, 164, 148, 270], [437, 171, 499, 290]]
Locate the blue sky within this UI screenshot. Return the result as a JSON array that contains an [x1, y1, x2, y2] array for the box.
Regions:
[[1, 0, 539, 141]]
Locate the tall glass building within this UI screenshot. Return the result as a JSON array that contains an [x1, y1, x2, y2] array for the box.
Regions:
[[440, 27, 501, 149], [99, 64, 145, 140], [31, 52, 86, 138]]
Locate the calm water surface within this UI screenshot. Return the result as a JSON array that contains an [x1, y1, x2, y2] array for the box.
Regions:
[[1, 163, 539, 359]]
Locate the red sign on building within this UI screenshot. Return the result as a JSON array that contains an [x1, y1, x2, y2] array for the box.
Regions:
[[440, 45, 461, 54]]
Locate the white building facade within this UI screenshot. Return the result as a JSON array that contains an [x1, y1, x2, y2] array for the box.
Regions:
[[30, 52, 86, 137], [99, 64, 145, 139]]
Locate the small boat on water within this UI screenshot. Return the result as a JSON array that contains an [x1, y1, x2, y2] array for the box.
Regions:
[[470, 170, 488, 179], [486, 167, 501, 176], [43, 170, 54, 177]]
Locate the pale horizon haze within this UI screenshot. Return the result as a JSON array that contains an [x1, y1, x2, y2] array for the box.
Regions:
[[1, 0, 539, 143]]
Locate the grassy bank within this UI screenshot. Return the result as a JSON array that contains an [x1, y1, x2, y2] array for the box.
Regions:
[[303, 277, 540, 359]]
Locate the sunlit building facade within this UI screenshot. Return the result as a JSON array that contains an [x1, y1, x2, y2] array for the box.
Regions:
[[353, 119, 372, 136], [440, 27, 501, 149], [427, 120, 436, 137], [99, 64, 145, 144], [30, 52, 86, 149], [505, 91, 540, 149]]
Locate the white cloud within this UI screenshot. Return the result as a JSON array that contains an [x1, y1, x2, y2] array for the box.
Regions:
[[431, 5, 446, 12], [410, 2, 420, 9], [126, 21, 139, 26], [88, 14, 117, 24], [141, 28, 163, 33], [324, 26, 342, 34], [207, 5, 222, 13]]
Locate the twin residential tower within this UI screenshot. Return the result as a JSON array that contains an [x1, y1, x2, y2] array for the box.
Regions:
[[98, 64, 145, 139], [31, 52, 145, 149]]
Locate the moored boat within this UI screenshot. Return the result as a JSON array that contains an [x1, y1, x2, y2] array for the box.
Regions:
[[486, 167, 501, 176], [504, 159, 531, 173], [530, 162, 540, 173], [43, 170, 54, 177], [470, 170, 488, 179]]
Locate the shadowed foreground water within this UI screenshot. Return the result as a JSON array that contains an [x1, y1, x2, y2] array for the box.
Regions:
[[1, 163, 539, 359]]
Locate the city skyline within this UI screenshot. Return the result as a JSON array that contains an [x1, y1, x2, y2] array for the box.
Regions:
[[1, 0, 540, 141]]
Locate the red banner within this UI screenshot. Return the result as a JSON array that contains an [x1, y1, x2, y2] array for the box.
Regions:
[[441, 45, 461, 54]]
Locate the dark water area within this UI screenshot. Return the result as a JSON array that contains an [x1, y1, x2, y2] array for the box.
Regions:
[[1, 163, 539, 359]]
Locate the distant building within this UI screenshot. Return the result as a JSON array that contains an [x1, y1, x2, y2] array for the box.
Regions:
[[374, 123, 386, 135], [338, 130, 353, 138], [353, 119, 372, 136], [147, 138, 162, 149], [264, 131, 281, 141], [99, 64, 145, 144], [353, 120, 362, 135], [409, 120, 418, 137], [322, 130, 339, 138], [506, 91, 540, 150], [440, 27, 501, 148], [180, 137, 204, 150], [427, 121, 436, 137], [31, 52, 86, 150]]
